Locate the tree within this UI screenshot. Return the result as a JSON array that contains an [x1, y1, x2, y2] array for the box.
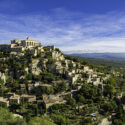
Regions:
[[66, 97, 76, 107], [28, 116, 56, 125], [50, 114, 70, 125], [0, 79, 4, 96], [79, 83, 98, 100], [77, 94, 85, 103], [0, 51, 3, 58], [26, 73, 33, 80], [10, 103, 21, 112], [54, 82, 67, 93], [0, 107, 26, 125], [76, 94, 85, 112], [28, 103, 38, 116], [101, 100, 117, 113], [113, 119, 123, 125], [104, 84, 116, 98]]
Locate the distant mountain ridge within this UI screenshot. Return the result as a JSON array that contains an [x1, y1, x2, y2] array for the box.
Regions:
[[69, 53, 125, 61]]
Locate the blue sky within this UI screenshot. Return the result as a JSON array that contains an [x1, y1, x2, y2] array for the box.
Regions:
[[0, 0, 125, 52]]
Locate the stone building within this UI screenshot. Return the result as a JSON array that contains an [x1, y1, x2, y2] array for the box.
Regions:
[[19, 84, 26, 92], [43, 94, 66, 108], [9, 94, 20, 104], [21, 94, 36, 103], [0, 97, 9, 107], [11, 37, 38, 48], [0, 72, 6, 84], [0, 37, 42, 53]]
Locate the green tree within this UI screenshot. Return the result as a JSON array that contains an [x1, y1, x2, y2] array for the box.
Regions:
[[51, 114, 70, 125], [66, 97, 76, 108], [104, 84, 116, 98], [0, 107, 26, 125], [28, 116, 56, 125], [0, 79, 4, 96]]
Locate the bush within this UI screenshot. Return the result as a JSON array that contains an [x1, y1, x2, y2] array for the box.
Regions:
[[28, 116, 56, 125], [0, 107, 26, 125], [50, 114, 70, 125]]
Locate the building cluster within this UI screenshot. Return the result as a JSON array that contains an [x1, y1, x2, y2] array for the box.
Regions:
[[27, 51, 111, 92], [0, 37, 44, 57], [0, 37, 114, 110], [0, 90, 72, 109], [0, 92, 36, 107]]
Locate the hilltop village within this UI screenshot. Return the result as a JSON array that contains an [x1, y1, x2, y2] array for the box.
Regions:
[[0, 37, 123, 125]]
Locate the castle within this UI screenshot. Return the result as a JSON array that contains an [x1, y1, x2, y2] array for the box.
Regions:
[[0, 37, 43, 56], [0, 37, 41, 51]]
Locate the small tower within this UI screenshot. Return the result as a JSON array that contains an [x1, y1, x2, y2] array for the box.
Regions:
[[26, 37, 30, 40]]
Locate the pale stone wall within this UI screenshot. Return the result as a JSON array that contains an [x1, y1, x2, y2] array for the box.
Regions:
[[21, 40, 37, 47], [11, 40, 21, 44], [11, 46, 25, 52], [0, 72, 6, 83], [21, 37, 37, 47], [0, 37, 41, 53]]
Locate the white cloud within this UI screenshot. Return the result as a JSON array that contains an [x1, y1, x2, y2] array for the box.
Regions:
[[0, 9, 125, 52]]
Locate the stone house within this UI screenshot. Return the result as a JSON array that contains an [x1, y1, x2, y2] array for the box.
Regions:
[[69, 69, 76, 74], [11, 37, 38, 48], [36, 46, 44, 53], [76, 69, 83, 74], [9, 94, 20, 104], [60, 92, 73, 99], [76, 85, 82, 90], [0, 97, 9, 107], [116, 93, 123, 99], [19, 84, 26, 92], [65, 71, 73, 78], [55, 67, 64, 74], [52, 80, 69, 87], [0, 37, 41, 54], [64, 60, 70, 68], [91, 73, 98, 78], [69, 61, 76, 68], [83, 66, 89, 72], [10, 52, 24, 58], [92, 78, 101, 86], [34, 82, 41, 87], [71, 74, 81, 84], [6, 92, 15, 98], [21, 94, 36, 103], [28, 84, 34, 93], [86, 77, 92, 83], [0, 72, 6, 84], [40, 84, 52, 87], [11, 46, 25, 53], [43, 94, 66, 108]]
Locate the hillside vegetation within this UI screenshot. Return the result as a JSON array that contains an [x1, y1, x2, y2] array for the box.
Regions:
[[0, 47, 125, 125]]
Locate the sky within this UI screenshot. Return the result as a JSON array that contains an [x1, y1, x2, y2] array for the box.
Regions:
[[0, 0, 125, 53]]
